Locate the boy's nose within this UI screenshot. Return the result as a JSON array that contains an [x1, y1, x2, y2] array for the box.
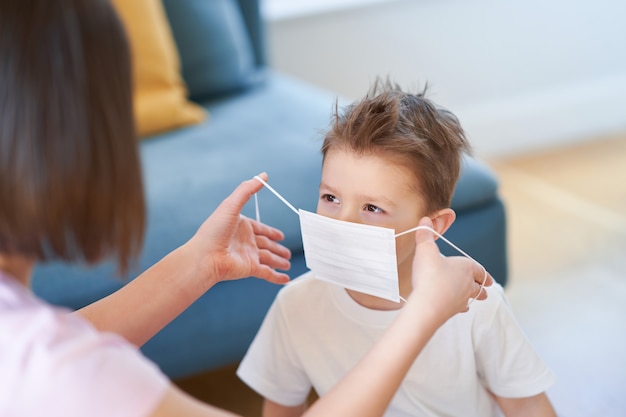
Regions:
[[335, 207, 362, 225]]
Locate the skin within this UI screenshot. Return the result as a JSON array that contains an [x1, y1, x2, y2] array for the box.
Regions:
[[316, 148, 455, 310], [2, 173, 292, 348], [263, 149, 556, 417], [77, 172, 292, 347], [150, 215, 491, 417], [1, 172, 492, 417]]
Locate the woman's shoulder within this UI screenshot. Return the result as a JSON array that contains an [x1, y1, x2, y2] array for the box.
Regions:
[[0, 275, 169, 417], [0, 272, 72, 337]]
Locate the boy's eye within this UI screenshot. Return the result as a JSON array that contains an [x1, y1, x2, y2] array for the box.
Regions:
[[322, 194, 339, 204], [364, 204, 383, 213]]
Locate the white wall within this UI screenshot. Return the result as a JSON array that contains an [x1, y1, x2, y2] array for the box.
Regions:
[[265, 0, 626, 158]]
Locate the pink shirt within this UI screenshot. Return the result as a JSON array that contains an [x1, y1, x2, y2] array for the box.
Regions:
[[0, 271, 169, 417]]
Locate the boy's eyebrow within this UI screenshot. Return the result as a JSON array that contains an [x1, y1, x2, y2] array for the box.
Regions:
[[319, 182, 397, 208]]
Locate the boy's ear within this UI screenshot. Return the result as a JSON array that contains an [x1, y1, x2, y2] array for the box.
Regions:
[[430, 208, 456, 236]]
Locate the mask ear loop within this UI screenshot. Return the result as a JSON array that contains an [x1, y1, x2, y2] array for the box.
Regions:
[[253, 176, 487, 307], [254, 176, 299, 221], [254, 193, 261, 222], [395, 226, 488, 307]]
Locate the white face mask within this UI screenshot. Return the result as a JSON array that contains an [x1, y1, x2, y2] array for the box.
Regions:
[[299, 209, 400, 301], [253, 176, 486, 304]]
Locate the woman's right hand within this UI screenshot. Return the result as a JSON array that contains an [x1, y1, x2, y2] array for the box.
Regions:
[[181, 172, 292, 291], [409, 217, 492, 324]]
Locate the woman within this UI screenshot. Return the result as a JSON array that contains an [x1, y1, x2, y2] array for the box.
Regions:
[[0, 1, 490, 416]]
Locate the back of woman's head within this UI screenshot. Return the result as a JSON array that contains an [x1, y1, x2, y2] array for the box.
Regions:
[[0, 0, 145, 274]]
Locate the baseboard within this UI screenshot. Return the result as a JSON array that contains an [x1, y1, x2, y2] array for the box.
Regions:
[[456, 74, 626, 158]]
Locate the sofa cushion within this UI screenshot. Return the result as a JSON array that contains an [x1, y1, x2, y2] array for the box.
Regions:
[[162, 0, 261, 101], [31, 72, 339, 378], [139, 72, 335, 256], [450, 156, 499, 213], [112, 0, 206, 137]]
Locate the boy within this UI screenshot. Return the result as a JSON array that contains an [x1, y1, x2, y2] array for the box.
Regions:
[[237, 80, 557, 416]]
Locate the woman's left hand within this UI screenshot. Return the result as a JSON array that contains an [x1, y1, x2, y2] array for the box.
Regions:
[[185, 173, 291, 287]]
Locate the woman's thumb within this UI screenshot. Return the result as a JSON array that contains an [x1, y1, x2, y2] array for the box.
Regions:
[[414, 217, 435, 246]]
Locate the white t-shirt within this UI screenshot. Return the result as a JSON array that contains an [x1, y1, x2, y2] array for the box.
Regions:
[[238, 272, 556, 417], [0, 271, 169, 417]]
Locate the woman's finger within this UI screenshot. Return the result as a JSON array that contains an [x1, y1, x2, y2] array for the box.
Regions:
[[258, 249, 291, 273], [250, 217, 285, 242]]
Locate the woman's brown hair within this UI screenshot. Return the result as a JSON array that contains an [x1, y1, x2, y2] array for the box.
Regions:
[[0, 0, 145, 274]]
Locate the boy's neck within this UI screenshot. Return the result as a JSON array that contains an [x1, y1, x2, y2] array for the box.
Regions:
[[346, 289, 403, 311], [346, 272, 413, 311]]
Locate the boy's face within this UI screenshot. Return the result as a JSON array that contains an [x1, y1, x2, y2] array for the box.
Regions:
[[317, 148, 428, 270]]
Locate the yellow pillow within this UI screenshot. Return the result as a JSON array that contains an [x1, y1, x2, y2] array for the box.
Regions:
[[112, 0, 206, 138]]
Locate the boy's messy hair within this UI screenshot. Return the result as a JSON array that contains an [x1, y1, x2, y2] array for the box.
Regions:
[[322, 78, 471, 213]]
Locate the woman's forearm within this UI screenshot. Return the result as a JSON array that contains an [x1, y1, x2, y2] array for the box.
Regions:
[[76, 245, 211, 346], [303, 299, 443, 417], [75, 175, 291, 346]]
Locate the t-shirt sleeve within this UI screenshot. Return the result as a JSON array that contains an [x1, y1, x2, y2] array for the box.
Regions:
[[474, 289, 556, 398], [5, 306, 169, 417], [237, 293, 312, 407]]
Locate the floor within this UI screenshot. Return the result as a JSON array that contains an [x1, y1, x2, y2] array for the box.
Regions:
[[175, 133, 626, 416]]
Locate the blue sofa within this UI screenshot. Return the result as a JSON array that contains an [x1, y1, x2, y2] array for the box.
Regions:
[[33, 0, 508, 380]]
